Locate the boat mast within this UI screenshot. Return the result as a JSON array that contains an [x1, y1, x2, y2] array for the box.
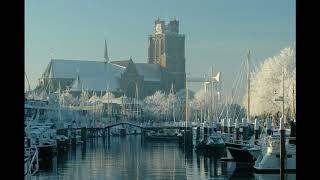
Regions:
[[210, 66, 214, 122], [135, 82, 139, 120], [204, 77, 207, 123], [226, 97, 229, 121], [282, 65, 285, 124], [227, 88, 233, 121], [246, 50, 251, 123], [58, 81, 63, 128], [107, 85, 110, 120], [200, 102, 203, 123], [185, 79, 188, 128], [292, 87, 295, 119], [173, 99, 175, 123]]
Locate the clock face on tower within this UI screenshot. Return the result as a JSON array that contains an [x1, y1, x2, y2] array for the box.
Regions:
[[155, 24, 162, 34]]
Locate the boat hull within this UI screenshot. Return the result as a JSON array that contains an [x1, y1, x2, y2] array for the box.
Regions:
[[254, 167, 296, 174], [227, 147, 255, 164], [225, 142, 243, 149], [207, 143, 225, 149], [195, 141, 225, 156], [247, 147, 261, 159]]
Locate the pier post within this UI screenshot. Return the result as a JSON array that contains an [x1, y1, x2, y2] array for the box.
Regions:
[[204, 126, 208, 141], [140, 129, 145, 143], [184, 127, 193, 148], [141, 129, 145, 139], [242, 118, 248, 142], [235, 119, 240, 141], [212, 121, 217, 132], [71, 128, 76, 145], [223, 119, 228, 134], [196, 127, 201, 141], [280, 118, 285, 180], [254, 119, 260, 143], [107, 128, 111, 142], [81, 127, 87, 142], [221, 119, 225, 133], [228, 118, 234, 135], [103, 128, 106, 140]]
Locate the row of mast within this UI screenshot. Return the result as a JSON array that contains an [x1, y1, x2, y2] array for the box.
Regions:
[[185, 49, 289, 126], [28, 45, 294, 126]]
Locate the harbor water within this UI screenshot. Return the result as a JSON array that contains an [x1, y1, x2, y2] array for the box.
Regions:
[[32, 135, 296, 180]]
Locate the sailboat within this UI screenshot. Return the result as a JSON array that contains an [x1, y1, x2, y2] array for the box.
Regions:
[[168, 83, 179, 135], [225, 50, 257, 164], [251, 126, 296, 173], [195, 68, 225, 152], [205, 68, 225, 150]]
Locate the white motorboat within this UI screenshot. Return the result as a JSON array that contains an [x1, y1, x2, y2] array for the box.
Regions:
[[253, 134, 296, 173]]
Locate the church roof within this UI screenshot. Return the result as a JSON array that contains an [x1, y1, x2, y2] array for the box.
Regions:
[[111, 60, 162, 82], [41, 59, 162, 91], [135, 63, 161, 81], [42, 59, 126, 91], [110, 60, 131, 67]]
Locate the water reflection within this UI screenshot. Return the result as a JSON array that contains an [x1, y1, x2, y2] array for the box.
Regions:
[[228, 162, 255, 179], [32, 136, 295, 180]]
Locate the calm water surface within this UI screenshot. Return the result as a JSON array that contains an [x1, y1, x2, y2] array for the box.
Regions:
[[32, 136, 295, 180]]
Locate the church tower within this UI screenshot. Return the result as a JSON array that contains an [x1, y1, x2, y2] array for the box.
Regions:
[[148, 18, 186, 92]]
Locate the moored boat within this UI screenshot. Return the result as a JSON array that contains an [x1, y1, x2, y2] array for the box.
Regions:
[[253, 135, 296, 173]]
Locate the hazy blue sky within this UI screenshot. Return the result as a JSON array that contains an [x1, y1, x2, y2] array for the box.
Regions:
[[25, 0, 295, 97]]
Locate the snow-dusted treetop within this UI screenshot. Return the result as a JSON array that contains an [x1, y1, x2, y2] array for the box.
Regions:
[[243, 46, 296, 116], [190, 88, 211, 109]]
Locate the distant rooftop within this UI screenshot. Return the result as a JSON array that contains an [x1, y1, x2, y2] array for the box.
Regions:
[[42, 59, 125, 91]]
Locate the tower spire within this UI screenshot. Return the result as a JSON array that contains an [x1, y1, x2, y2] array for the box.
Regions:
[[104, 39, 109, 63]]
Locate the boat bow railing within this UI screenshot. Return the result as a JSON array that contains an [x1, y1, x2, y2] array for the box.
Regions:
[[25, 146, 39, 177]]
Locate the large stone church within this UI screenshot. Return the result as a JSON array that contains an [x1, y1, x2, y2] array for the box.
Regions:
[[37, 19, 186, 99]]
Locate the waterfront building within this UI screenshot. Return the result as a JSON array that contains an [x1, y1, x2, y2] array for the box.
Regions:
[[36, 19, 186, 99]]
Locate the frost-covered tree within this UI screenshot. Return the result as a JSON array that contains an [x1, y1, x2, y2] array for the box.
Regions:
[[243, 46, 296, 118], [190, 89, 211, 110], [143, 91, 167, 120], [219, 103, 246, 120], [142, 89, 197, 122]]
